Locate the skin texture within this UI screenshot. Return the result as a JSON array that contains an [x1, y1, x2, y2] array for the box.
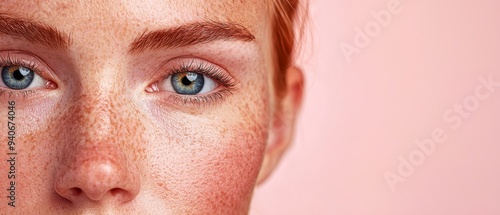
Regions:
[[0, 0, 303, 214]]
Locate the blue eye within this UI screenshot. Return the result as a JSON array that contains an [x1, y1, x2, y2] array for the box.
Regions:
[[171, 72, 205, 95], [161, 72, 219, 95], [0, 65, 47, 90], [1, 66, 35, 89]]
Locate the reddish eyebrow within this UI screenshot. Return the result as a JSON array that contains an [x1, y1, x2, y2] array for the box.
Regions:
[[129, 21, 255, 54], [0, 14, 70, 50]]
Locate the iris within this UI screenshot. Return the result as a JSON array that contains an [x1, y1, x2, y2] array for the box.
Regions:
[[171, 72, 205, 95], [1, 66, 35, 89]]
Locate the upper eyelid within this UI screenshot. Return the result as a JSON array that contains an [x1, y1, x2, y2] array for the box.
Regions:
[[0, 51, 57, 81], [154, 57, 237, 88], [0, 56, 43, 75]]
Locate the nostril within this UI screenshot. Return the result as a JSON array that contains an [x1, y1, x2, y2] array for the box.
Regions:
[[69, 187, 83, 196], [109, 188, 121, 196], [108, 188, 133, 203]]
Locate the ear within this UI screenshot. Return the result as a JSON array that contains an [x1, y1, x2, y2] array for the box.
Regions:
[[257, 66, 304, 185]]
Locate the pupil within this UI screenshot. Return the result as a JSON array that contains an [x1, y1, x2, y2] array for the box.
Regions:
[[182, 76, 192, 85], [13, 70, 25, 80]]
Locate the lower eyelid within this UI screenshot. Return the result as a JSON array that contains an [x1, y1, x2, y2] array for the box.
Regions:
[[0, 88, 38, 98], [165, 89, 232, 108]]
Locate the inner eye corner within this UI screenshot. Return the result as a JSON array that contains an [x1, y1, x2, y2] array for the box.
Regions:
[[46, 80, 58, 89], [145, 82, 159, 93]]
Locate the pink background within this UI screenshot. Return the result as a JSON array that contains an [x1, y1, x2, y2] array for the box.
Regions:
[[251, 0, 500, 214]]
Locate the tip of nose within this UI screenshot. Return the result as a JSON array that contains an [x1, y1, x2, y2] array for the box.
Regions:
[[55, 160, 140, 204]]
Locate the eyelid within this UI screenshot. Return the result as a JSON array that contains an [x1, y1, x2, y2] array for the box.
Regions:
[[0, 50, 58, 89], [158, 57, 236, 88]]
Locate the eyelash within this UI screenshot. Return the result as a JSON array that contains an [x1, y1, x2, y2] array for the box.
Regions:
[[159, 60, 237, 107], [0, 55, 47, 97], [0, 55, 236, 106]]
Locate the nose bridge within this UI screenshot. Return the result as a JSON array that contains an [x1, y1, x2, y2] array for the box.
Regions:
[[73, 92, 115, 144], [66, 62, 133, 163], [72, 59, 126, 144]]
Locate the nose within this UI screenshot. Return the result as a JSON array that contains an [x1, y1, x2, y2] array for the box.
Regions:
[[54, 94, 142, 204], [55, 147, 141, 203]]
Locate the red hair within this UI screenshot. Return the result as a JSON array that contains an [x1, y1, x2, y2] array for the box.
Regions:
[[271, 0, 307, 98]]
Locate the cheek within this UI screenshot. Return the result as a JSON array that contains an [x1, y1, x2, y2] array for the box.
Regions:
[[0, 95, 62, 209], [146, 93, 270, 213], [148, 123, 267, 213]]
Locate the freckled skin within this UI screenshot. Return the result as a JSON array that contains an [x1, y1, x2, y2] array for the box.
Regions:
[[0, 0, 279, 214]]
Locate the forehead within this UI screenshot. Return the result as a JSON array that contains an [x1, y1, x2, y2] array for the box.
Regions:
[[0, 0, 268, 36]]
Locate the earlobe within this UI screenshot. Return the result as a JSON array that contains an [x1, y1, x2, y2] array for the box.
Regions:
[[257, 66, 304, 185]]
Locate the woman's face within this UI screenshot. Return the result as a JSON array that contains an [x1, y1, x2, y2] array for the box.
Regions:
[[0, 0, 296, 214]]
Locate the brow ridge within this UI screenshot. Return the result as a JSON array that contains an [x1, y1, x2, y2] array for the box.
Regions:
[[0, 13, 70, 50], [129, 21, 255, 54]]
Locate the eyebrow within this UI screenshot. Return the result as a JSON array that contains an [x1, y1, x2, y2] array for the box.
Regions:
[[0, 14, 70, 50], [129, 21, 255, 54]]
